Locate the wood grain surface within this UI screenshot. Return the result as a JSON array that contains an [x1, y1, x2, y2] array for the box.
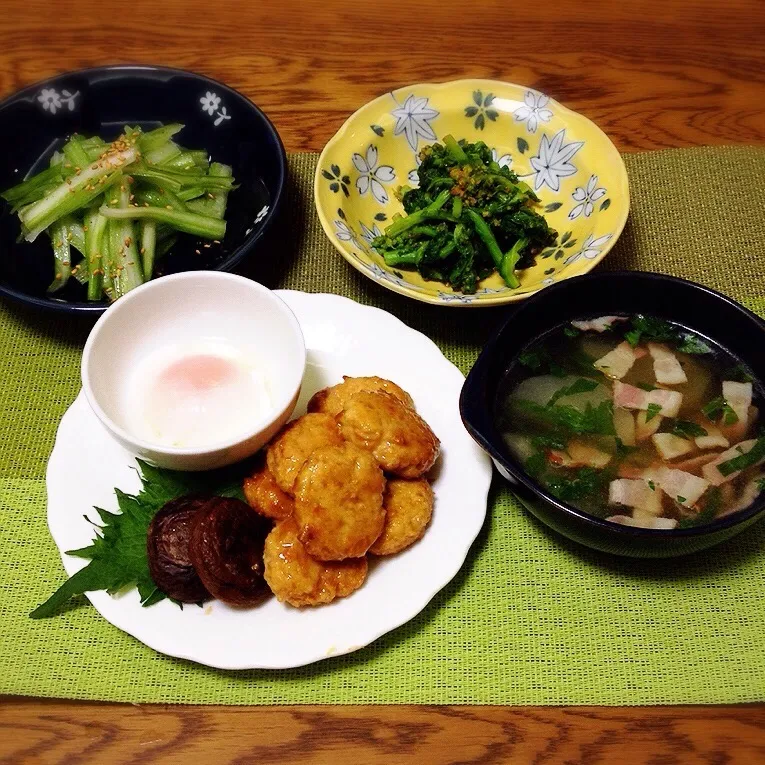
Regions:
[[2, 0, 765, 761], [1, 0, 764, 154], [2, 699, 765, 764]]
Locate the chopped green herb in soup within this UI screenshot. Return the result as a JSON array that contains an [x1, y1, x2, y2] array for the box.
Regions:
[[495, 314, 764, 529]]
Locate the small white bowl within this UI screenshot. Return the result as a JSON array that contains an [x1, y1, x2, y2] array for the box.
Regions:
[[81, 272, 306, 471]]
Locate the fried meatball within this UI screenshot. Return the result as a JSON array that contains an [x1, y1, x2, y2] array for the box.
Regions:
[[266, 413, 344, 495], [189, 497, 271, 607], [293, 442, 386, 560], [263, 518, 368, 607], [243, 458, 294, 521], [308, 376, 415, 417], [370, 478, 434, 556], [337, 391, 440, 478]]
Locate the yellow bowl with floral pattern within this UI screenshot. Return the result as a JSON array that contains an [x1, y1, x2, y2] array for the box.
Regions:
[[314, 79, 629, 306]]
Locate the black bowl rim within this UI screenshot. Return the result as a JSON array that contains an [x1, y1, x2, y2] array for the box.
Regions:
[[0, 64, 287, 315], [460, 270, 765, 540]]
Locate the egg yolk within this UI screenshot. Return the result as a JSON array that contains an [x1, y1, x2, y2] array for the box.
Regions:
[[157, 354, 237, 394]]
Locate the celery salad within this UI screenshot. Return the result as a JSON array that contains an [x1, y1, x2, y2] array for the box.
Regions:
[[1, 124, 235, 301]]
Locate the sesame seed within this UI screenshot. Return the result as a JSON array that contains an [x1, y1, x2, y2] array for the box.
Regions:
[[166, 205, 172, 210], [140, 247, 145, 254], [195, 249, 201, 254], [83, 226, 88, 232]]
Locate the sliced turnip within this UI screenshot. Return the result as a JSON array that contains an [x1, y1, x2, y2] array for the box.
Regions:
[[695, 423, 729, 450], [606, 513, 678, 530], [613, 407, 636, 446], [648, 343, 688, 385], [722, 381, 752, 427], [652, 433, 694, 460], [608, 478, 663, 515], [635, 409, 663, 441], [594, 342, 642, 380], [548, 440, 613, 469]]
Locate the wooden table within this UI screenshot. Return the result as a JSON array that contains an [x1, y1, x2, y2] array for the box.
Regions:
[[1, 0, 765, 761]]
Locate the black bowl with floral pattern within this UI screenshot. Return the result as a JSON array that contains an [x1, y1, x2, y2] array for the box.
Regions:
[[0, 65, 286, 313]]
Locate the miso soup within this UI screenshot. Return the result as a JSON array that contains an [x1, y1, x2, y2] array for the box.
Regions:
[[495, 314, 765, 529]]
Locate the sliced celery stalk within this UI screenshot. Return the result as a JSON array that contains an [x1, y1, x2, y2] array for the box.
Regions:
[[47, 221, 72, 293], [84, 209, 109, 301], [138, 124, 184, 153], [156, 233, 178, 259], [145, 141, 182, 166], [140, 221, 157, 280], [66, 219, 86, 255], [175, 186, 206, 202], [62, 136, 91, 169], [99, 205, 226, 240], [136, 186, 187, 211], [19, 147, 136, 241], [109, 180, 144, 299], [2, 166, 64, 207], [163, 150, 208, 171], [130, 164, 233, 191], [186, 162, 231, 219], [71, 257, 89, 284]]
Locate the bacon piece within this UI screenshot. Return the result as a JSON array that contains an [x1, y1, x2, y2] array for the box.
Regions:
[[571, 316, 627, 333], [613, 382, 683, 418], [671, 451, 721, 475], [694, 423, 729, 450], [652, 433, 693, 460], [702, 439, 762, 486], [594, 342, 642, 380], [548, 440, 612, 469], [656, 467, 710, 508], [608, 478, 663, 515], [647, 343, 688, 385], [722, 381, 753, 428]]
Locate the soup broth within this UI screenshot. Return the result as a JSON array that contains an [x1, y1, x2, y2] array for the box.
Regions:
[[495, 315, 765, 529]]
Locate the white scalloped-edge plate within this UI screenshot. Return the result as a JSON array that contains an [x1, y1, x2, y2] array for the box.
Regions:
[[46, 291, 492, 669]]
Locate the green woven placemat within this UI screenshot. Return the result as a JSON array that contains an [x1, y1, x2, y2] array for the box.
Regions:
[[2, 148, 765, 706]]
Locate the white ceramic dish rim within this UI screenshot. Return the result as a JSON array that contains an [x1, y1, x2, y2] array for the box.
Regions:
[[80, 271, 307, 457]]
